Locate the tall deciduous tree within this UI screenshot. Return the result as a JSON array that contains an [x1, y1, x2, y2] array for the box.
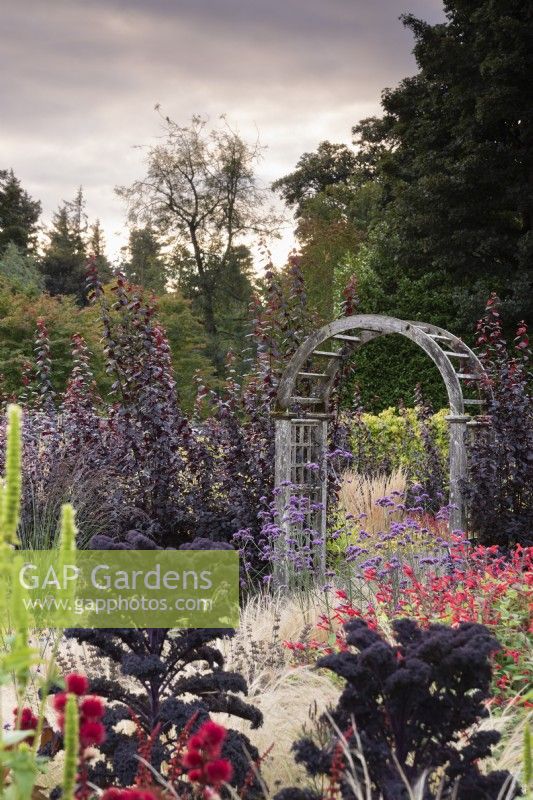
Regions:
[[273, 142, 379, 319], [175, 242, 255, 370], [272, 141, 360, 216], [0, 169, 41, 255], [117, 113, 280, 373]]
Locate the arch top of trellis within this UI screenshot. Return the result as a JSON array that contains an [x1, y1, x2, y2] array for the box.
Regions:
[[272, 315, 490, 550], [274, 314, 487, 418]]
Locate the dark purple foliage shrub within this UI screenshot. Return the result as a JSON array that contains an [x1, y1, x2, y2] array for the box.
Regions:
[[193, 260, 321, 557], [276, 619, 519, 800], [86, 261, 199, 542], [466, 294, 533, 545], [66, 625, 262, 791], [0, 320, 118, 548], [256, 256, 320, 366], [82, 258, 321, 548], [2, 259, 323, 553], [33, 317, 56, 413], [65, 536, 263, 793], [194, 356, 275, 544], [61, 332, 107, 462]]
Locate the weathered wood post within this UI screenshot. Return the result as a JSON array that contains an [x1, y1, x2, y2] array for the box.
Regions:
[[316, 418, 328, 577], [273, 417, 292, 587], [445, 414, 469, 532], [272, 416, 328, 587]]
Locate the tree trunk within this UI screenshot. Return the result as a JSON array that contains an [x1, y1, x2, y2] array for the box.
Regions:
[[201, 280, 224, 376], [189, 226, 225, 376]]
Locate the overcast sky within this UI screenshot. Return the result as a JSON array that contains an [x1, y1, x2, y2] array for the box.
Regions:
[[1, 0, 445, 265]]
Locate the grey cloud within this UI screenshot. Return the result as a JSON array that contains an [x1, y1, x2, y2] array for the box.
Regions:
[[1, 0, 445, 261]]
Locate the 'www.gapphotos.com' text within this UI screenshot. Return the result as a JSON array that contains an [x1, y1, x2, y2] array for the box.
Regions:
[[23, 595, 214, 614]]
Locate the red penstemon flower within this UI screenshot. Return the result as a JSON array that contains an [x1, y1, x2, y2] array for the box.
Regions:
[[283, 542, 532, 701]]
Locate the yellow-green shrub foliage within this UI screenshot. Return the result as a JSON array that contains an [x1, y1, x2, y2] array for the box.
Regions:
[[349, 407, 449, 483]]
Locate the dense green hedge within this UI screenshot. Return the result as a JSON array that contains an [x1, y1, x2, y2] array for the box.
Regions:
[[339, 336, 451, 412]]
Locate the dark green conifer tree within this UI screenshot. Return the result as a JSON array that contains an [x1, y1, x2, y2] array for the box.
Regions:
[[0, 169, 41, 255], [40, 190, 87, 304]]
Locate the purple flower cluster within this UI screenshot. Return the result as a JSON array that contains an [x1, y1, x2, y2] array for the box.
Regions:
[[234, 483, 327, 585], [333, 491, 463, 585]]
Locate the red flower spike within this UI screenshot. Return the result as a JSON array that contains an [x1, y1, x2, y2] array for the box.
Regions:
[[199, 721, 226, 748], [182, 719, 232, 788], [52, 692, 67, 713], [13, 707, 38, 744], [205, 758, 233, 782], [80, 720, 106, 747], [66, 673, 89, 696], [182, 750, 204, 768], [19, 708, 38, 729], [80, 696, 105, 719], [188, 734, 203, 750]]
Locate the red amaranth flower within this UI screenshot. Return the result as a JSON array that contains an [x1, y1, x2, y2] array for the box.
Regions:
[[199, 721, 226, 748], [205, 759, 233, 782], [101, 790, 157, 800], [80, 720, 106, 747], [80, 696, 105, 720], [66, 673, 90, 696], [182, 720, 233, 790], [53, 675, 107, 799], [13, 707, 38, 745], [52, 692, 67, 713]]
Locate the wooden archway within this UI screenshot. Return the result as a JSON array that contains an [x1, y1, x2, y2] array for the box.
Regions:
[[272, 315, 489, 578]]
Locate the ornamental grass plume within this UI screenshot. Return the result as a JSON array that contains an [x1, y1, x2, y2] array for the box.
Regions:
[[337, 469, 407, 537]]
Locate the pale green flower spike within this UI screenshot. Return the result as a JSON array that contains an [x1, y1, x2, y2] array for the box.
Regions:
[[2, 404, 22, 545], [10, 554, 29, 635], [59, 504, 77, 554], [524, 722, 532, 796], [62, 693, 79, 800], [59, 504, 78, 618]]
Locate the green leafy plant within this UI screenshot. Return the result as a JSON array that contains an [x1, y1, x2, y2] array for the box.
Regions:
[[0, 404, 82, 800]]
